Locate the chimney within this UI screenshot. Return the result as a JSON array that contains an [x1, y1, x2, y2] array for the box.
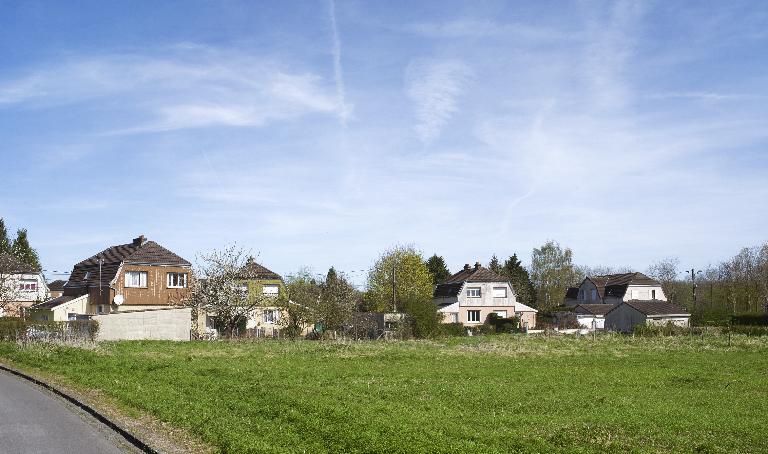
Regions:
[[463, 264, 471, 271], [474, 262, 482, 270], [132, 235, 146, 246]]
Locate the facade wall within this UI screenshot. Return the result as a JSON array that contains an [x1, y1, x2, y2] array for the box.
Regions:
[[576, 315, 605, 330], [94, 308, 192, 341], [623, 285, 667, 302], [605, 304, 648, 332], [456, 282, 518, 307], [30, 295, 89, 322], [647, 316, 689, 328], [518, 311, 536, 329], [114, 264, 192, 306], [1, 273, 50, 314]]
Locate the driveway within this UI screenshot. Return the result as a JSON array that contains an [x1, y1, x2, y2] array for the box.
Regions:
[[0, 369, 139, 454]]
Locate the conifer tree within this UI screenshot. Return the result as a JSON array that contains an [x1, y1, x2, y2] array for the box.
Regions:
[[11, 229, 41, 271], [488, 255, 502, 275], [0, 218, 10, 255], [425, 254, 451, 284], [502, 254, 537, 308]]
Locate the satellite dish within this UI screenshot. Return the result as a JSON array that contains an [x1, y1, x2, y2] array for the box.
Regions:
[[113, 294, 124, 305]]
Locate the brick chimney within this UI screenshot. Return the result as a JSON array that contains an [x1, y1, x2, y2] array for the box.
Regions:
[[474, 262, 482, 270], [132, 235, 147, 246]]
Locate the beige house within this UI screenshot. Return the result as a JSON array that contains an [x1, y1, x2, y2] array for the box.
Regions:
[[433, 262, 532, 326], [565, 272, 666, 307], [604, 300, 690, 332], [29, 294, 89, 322], [0, 253, 49, 317]]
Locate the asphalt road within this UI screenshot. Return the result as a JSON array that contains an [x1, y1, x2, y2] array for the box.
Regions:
[[0, 369, 139, 454]]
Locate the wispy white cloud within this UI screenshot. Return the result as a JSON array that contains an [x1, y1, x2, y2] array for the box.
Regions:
[[328, 0, 352, 126], [405, 59, 472, 144], [0, 48, 344, 133], [403, 19, 571, 41]]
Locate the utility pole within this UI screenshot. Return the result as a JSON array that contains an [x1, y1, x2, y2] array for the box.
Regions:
[[686, 268, 702, 313], [392, 262, 397, 313]]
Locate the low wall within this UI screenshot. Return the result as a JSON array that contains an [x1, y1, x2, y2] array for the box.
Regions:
[[93, 308, 191, 341]]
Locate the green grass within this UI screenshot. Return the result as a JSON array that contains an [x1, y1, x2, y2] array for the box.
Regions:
[[1, 335, 767, 453]]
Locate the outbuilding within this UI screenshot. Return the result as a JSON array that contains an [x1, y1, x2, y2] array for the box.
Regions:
[[604, 300, 690, 332], [573, 304, 614, 330]]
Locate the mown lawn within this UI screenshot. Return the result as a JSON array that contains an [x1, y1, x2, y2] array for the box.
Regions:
[[1, 335, 766, 453]]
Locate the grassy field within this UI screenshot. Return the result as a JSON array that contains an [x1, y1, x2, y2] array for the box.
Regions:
[[1, 335, 767, 453]]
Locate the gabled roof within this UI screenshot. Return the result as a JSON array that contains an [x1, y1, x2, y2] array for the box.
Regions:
[[434, 262, 509, 298], [48, 280, 67, 291], [65, 236, 191, 290], [513, 302, 538, 313], [238, 258, 282, 280], [585, 272, 660, 299], [31, 295, 75, 310], [574, 303, 615, 316], [609, 300, 690, 317], [0, 253, 40, 274]]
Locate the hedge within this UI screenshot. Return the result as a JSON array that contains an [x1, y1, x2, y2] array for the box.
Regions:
[[0, 319, 99, 342]]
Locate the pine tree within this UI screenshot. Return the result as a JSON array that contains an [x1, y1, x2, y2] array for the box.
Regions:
[[11, 229, 41, 271], [488, 255, 502, 275], [502, 254, 537, 308], [425, 254, 451, 284], [0, 218, 11, 255]]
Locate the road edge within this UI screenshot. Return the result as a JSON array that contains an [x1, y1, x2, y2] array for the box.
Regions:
[[0, 363, 158, 454]]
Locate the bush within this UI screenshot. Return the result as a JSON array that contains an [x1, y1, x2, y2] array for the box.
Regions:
[[0, 319, 99, 342], [485, 313, 522, 334], [731, 313, 768, 326], [726, 325, 768, 336], [436, 322, 467, 337]]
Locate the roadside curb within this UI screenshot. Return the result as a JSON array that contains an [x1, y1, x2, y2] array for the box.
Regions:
[[0, 363, 158, 454]]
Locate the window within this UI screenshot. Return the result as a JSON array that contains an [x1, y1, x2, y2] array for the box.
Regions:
[[590, 289, 597, 301], [492, 287, 507, 298], [495, 310, 507, 318], [125, 271, 147, 288], [449, 313, 459, 323], [651, 289, 656, 299], [263, 309, 280, 323], [631, 289, 639, 300], [19, 280, 36, 291], [262, 284, 279, 296], [97, 305, 104, 314], [466, 287, 481, 298], [41, 314, 49, 321], [167, 272, 188, 288], [467, 310, 481, 323], [68, 313, 77, 321], [237, 283, 249, 295]]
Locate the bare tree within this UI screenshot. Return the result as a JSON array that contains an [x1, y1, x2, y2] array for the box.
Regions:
[[646, 257, 680, 303], [185, 246, 269, 337], [0, 254, 23, 317]]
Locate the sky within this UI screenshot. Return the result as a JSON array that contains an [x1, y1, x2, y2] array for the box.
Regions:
[[1, 0, 767, 286]]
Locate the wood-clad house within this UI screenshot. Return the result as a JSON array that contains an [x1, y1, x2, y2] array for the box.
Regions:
[[61, 235, 192, 315]]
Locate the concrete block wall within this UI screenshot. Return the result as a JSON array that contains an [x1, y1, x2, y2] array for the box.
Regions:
[[94, 308, 192, 341]]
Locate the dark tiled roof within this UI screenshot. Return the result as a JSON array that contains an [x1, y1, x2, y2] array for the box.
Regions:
[[0, 253, 39, 273], [574, 304, 615, 316], [31, 295, 75, 310], [47, 280, 67, 291], [565, 287, 580, 299], [238, 259, 282, 280], [64, 236, 191, 290], [434, 282, 464, 298], [587, 272, 660, 298], [434, 263, 508, 298], [621, 300, 690, 316]]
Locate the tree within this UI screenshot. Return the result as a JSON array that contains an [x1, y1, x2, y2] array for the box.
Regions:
[[316, 267, 357, 337], [280, 268, 321, 338], [530, 240, 580, 310], [425, 254, 451, 284], [0, 254, 23, 316], [501, 254, 536, 308], [367, 245, 439, 337], [185, 246, 267, 337], [11, 229, 40, 271], [488, 255, 502, 275], [646, 257, 680, 304], [0, 219, 11, 255]]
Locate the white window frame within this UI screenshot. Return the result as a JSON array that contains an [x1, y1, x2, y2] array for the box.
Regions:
[[492, 287, 507, 298], [449, 313, 459, 323], [125, 271, 147, 288], [467, 310, 481, 323], [466, 287, 481, 298], [495, 310, 508, 318], [262, 284, 279, 296], [263, 309, 279, 324], [167, 272, 188, 289]]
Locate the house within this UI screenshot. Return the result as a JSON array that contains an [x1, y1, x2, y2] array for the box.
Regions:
[[604, 300, 691, 332], [0, 253, 49, 317], [573, 304, 613, 330], [565, 272, 666, 307], [433, 262, 522, 326], [47, 279, 67, 299], [28, 294, 89, 322], [61, 235, 192, 315], [514, 302, 538, 329], [236, 258, 287, 335]]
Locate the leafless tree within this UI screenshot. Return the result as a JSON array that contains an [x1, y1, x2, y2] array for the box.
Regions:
[[0, 255, 23, 317], [646, 257, 680, 303]]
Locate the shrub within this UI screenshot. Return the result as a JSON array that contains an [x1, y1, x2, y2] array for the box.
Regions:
[[0, 319, 99, 342], [436, 323, 467, 337], [726, 325, 768, 336], [731, 313, 768, 326]]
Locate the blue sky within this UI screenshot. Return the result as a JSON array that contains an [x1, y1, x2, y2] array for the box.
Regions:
[[1, 0, 766, 286]]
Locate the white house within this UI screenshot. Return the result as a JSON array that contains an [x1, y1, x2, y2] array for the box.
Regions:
[[0, 253, 49, 317], [433, 262, 530, 326], [604, 300, 691, 332], [565, 272, 666, 307], [573, 304, 613, 330]]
